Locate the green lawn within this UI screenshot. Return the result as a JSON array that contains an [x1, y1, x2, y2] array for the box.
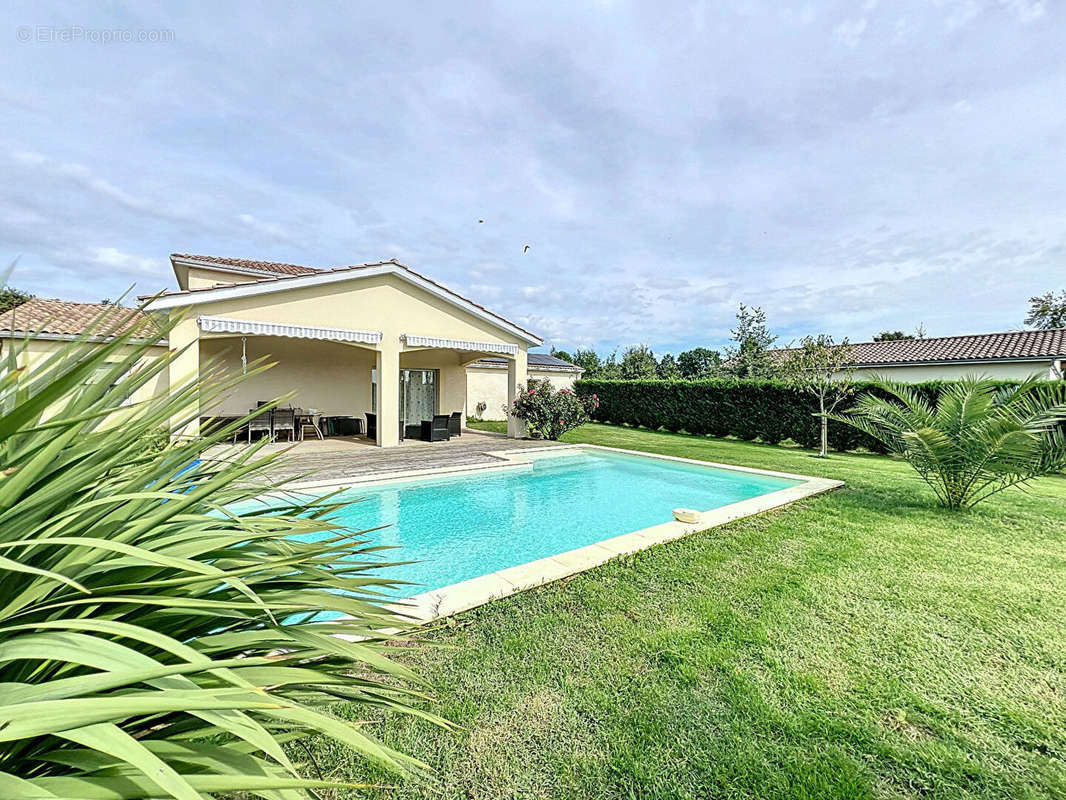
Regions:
[[466, 417, 508, 433], [316, 423, 1066, 799]]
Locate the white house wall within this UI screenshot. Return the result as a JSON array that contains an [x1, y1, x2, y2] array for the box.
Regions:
[[847, 360, 1057, 383]]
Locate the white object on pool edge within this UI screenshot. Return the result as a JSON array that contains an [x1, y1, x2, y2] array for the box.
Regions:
[[673, 508, 702, 523]]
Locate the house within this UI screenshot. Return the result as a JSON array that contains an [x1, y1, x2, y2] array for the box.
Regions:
[[466, 353, 583, 420], [0, 299, 170, 406], [776, 329, 1066, 382], [0, 253, 583, 447]]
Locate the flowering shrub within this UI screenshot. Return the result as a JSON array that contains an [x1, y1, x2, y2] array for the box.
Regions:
[[507, 378, 599, 439]]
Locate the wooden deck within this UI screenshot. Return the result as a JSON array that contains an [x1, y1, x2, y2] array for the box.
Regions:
[[229, 429, 550, 484]]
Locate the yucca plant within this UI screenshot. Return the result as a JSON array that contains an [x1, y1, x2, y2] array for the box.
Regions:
[[830, 376, 1066, 509], [0, 307, 447, 798]]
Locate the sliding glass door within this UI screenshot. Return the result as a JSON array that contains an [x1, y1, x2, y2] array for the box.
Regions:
[[400, 369, 438, 430]]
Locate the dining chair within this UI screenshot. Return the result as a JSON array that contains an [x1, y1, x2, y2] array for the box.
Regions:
[[247, 407, 272, 443], [272, 408, 297, 442]]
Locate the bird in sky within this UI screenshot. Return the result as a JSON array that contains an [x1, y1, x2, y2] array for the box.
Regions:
[[523, 244, 531, 253]]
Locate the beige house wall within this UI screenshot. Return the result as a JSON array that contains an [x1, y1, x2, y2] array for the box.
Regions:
[[0, 336, 170, 405], [847, 360, 1058, 383], [198, 335, 375, 417], [400, 348, 471, 418], [195, 340, 481, 423], [467, 367, 581, 420], [185, 267, 262, 290], [173, 272, 528, 349]]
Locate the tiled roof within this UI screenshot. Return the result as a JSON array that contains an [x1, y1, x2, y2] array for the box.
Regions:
[[0, 298, 160, 340], [775, 328, 1066, 366], [471, 353, 583, 371], [171, 253, 321, 276]]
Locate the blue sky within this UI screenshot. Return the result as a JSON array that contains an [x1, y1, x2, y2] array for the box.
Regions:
[[2, 1, 1063, 355]]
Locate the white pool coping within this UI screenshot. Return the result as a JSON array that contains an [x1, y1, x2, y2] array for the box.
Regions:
[[284, 444, 843, 625]]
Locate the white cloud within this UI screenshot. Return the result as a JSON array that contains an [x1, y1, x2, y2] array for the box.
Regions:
[[833, 17, 868, 47], [944, 0, 982, 31], [237, 213, 292, 242], [87, 247, 165, 279], [1002, 0, 1046, 23]]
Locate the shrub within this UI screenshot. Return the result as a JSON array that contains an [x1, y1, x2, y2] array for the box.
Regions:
[[508, 378, 599, 440], [574, 378, 1028, 453], [0, 312, 446, 797], [830, 377, 1066, 509]]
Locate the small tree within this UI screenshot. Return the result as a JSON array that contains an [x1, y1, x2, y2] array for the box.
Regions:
[[571, 348, 602, 378], [873, 330, 913, 342], [550, 346, 574, 363], [657, 353, 681, 380], [619, 344, 658, 380], [780, 334, 856, 457], [724, 304, 777, 378], [1025, 290, 1066, 329], [677, 347, 722, 379], [599, 349, 623, 380], [830, 378, 1066, 509], [508, 378, 598, 440]]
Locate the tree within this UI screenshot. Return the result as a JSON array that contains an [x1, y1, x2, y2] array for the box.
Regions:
[[0, 286, 32, 313], [873, 330, 913, 342], [1025, 290, 1066, 329], [723, 304, 776, 379], [830, 378, 1066, 509], [780, 335, 856, 457], [571, 348, 602, 378], [619, 344, 658, 380], [550, 346, 574, 363], [599, 350, 622, 380], [657, 353, 681, 380], [677, 347, 722, 379]]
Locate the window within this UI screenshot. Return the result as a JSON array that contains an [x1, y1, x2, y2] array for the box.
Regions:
[[85, 362, 133, 406]]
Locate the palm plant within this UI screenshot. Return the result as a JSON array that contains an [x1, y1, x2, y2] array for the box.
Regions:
[[829, 377, 1066, 509], [0, 309, 447, 798]]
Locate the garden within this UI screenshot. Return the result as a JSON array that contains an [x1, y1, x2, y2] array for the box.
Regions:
[[317, 422, 1066, 799]]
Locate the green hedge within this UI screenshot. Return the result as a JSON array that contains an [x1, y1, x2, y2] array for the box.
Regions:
[[573, 378, 1021, 453]]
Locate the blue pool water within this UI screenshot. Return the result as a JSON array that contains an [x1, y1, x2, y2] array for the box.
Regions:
[[308, 449, 799, 597]]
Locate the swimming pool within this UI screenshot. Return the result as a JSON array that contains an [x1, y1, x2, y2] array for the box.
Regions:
[[280, 445, 839, 617]]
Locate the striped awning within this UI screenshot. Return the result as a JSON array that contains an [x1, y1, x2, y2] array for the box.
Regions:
[[402, 334, 518, 356], [198, 315, 382, 344]]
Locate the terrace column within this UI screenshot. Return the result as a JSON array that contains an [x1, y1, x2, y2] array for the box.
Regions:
[[168, 315, 201, 440], [376, 340, 401, 447], [506, 347, 528, 439]]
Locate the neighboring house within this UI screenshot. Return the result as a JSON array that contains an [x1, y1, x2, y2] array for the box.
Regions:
[[775, 328, 1066, 382], [0, 253, 549, 446], [466, 353, 584, 420], [0, 299, 169, 405]]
